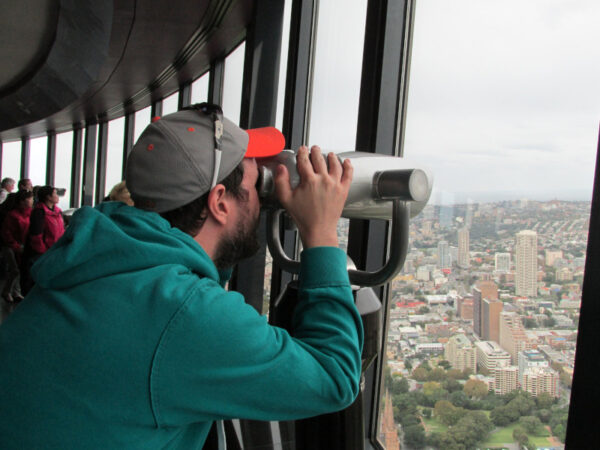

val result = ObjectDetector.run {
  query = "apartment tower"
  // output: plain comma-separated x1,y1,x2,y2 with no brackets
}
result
495,252,511,272
445,334,477,373
438,240,451,270
515,230,538,297
457,227,470,269
499,311,532,364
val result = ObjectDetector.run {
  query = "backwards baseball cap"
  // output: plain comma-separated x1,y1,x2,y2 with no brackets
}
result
126,103,285,213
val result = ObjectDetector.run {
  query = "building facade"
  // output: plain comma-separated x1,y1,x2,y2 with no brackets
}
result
438,240,451,270
482,298,503,342
545,249,563,267
515,230,538,297
473,288,482,338
495,252,511,272
445,334,477,373
518,349,549,385
457,227,470,269
499,312,533,364
522,367,560,398
457,295,474,320
493,365,519,395
475,340,512,373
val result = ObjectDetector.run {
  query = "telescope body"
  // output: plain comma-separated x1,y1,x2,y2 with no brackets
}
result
257,150,433,220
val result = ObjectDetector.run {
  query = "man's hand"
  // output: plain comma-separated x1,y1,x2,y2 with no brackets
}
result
274,145,353,248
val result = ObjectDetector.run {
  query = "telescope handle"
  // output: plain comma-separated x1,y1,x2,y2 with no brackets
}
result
266,200,410,287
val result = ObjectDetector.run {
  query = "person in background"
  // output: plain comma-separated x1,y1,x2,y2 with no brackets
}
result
21,186,65,294
0,178,15,204
107,180,134,206
0,179,34,216
17,178,33,192
0,190,34,303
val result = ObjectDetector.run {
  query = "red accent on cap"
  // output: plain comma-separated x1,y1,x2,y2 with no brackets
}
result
147,144,154,151
188,127,195,132
245,127,285,158
152,116,161,123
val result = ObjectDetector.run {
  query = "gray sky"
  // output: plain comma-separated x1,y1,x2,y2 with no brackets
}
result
405,0,600,202
309,0,600,203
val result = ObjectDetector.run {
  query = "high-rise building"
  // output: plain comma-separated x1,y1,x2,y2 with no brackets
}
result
499,312,533,364
482,298,503,342
515,230,538,297
473,281,500,340
475,341,512,373
421,221,433,237
465,203,474,228
445,334,477,373
522,367,560,398
518,350,549,385
416,266,430,281
495,252,511,272
473,288,482,337
457,227,470,269
438,240,451,269
494,365,519,395
545,249,563,267
477,280,499,301
457,295,474,320
556,267,574,282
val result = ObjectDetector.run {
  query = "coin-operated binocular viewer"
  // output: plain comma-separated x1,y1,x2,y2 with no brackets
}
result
258,150,433,450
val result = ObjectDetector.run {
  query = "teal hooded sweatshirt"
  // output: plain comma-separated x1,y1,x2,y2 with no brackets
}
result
0,202,363,449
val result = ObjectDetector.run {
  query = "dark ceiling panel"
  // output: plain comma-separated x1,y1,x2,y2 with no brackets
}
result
0,0,114,136
0,0,253,142
0,0,59,94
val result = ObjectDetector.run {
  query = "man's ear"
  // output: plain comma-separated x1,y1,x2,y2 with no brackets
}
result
205,184,231,226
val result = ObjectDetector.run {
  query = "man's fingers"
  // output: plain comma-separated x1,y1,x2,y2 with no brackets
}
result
310,146,327,174
327,152,342,180
295,146,313,181
274,164,292,206
340,158,353,188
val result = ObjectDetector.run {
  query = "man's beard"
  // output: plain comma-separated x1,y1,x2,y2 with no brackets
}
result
213,211,261,270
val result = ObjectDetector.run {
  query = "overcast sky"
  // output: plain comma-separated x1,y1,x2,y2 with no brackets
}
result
309,0,600,203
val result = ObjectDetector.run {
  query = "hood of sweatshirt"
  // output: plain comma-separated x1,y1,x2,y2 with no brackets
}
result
31,202,230,290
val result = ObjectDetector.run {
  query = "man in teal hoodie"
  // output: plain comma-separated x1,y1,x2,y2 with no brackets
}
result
0,103,363,449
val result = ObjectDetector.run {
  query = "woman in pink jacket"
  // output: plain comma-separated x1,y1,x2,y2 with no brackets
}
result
1,190,34,302
28,186,65,254
21,186,65,295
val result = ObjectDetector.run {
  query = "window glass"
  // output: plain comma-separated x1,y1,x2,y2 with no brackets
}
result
28,136,47,186
105,117,125,197
1,141,21,184
307,0,367,151
161,91,179,115
191,73,209,104
134,106,152,143
275,0,292,132
222,42,246,125
55,132,73,210
377,1,600,449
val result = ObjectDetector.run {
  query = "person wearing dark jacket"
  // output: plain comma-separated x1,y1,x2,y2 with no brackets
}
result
1,190,33,302
28,186,65,254
20,186,65,294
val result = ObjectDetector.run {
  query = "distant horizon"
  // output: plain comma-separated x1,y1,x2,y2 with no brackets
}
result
429,188,593,206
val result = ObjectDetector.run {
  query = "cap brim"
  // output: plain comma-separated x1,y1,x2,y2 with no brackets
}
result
245,127,285,158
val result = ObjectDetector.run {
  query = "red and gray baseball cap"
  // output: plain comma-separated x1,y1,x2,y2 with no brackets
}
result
126,105,285,213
